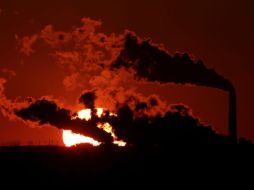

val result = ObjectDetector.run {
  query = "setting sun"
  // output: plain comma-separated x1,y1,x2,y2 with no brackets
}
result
77,109,92,120
63,108,126,147
63,130,101,147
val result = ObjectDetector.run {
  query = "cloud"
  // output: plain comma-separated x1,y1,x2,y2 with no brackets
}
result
110,95,231,145
15,98,113,143
14,90,233,145
0,78,21,120
62,73,83,91
14,17,238,143
79,90,97,109
112,33,234,92
17,17,125,91
0,78,6,97
0,78,37,121
16,34,38,56
110,32,237,141
0,78,12,118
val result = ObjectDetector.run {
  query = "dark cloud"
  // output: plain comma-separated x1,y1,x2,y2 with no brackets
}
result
79,90,96,109
112,33,234,92
15,98,113,143
15,94,234,145
15,99,71,127
107,95,231,145
15,18,240,144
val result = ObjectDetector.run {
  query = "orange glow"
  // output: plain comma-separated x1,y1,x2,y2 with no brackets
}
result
96,108,103,117
77,109,91,120
97,122,127,146
62,130,101,147
97,123,114,135
113,140,127,147
63,108,126,147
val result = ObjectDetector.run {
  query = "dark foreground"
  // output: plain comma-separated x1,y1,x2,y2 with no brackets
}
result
0,144,253,188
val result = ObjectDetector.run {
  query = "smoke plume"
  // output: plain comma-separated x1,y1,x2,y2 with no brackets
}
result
111,33,237,141
112,33,234,92
79,90,97,109
15,98,113,143
15,91,231,145
13,18,238,144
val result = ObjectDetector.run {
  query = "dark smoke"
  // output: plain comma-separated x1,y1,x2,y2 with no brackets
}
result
107,95,231,145
14,32,238,145
14,93,234,145
111,33,237,142
15,98,113,143
79,90,96,109
15,99,71,127
112,33,234,91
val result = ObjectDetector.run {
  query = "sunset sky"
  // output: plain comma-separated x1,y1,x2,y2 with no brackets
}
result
0,0,253,145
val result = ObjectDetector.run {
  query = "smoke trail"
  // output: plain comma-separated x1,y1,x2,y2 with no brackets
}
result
79,90,97,109
13,90,232,145
15,18,237,143
107,93,231,145
112,33,234,92
15,98,113,143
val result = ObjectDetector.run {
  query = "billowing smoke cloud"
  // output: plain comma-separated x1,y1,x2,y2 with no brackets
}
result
111,96,230,145
79,90,97,109
15,91,231,145
17,18,235,93
14,18,238,144
77,90,231,145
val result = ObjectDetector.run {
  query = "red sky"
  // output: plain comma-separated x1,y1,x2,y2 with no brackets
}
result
0,0,253,145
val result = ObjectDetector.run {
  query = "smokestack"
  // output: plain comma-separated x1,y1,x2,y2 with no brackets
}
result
228,86,237,143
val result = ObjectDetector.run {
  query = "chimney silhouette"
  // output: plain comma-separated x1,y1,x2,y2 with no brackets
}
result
228,86,237,143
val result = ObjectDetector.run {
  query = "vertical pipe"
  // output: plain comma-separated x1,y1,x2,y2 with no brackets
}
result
228,88,237,143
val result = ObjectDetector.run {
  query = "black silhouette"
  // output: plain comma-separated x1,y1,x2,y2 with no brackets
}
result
79,90,97,109
15,92,236,146
15,99,113,143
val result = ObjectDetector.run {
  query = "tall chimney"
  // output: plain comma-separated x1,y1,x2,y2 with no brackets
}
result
228,87,237,143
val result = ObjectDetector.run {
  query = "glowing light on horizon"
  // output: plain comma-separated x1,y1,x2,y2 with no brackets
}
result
62,130,101,147
96,108,103,117
62,108,126,147
77,109,91,120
